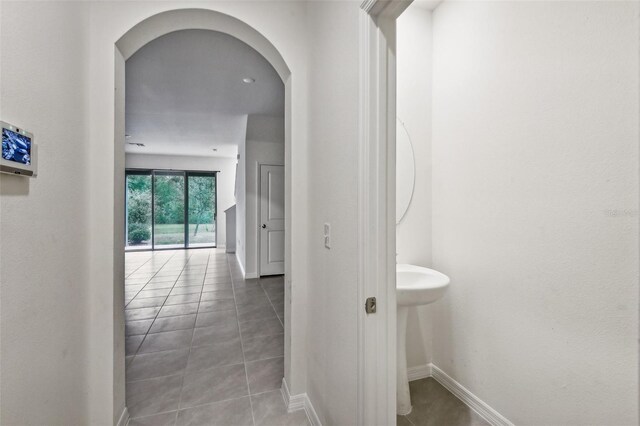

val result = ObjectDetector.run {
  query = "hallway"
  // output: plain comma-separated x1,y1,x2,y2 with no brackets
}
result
124,248,304,425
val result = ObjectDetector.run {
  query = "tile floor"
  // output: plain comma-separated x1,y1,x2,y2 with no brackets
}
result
124,248,308,426
396,378,490,426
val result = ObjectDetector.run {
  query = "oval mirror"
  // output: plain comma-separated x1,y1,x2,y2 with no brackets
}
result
396,117,415,224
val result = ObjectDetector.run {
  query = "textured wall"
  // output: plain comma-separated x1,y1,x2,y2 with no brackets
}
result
306,2,362,424
431,2,639,423
0,2,90,424
397,5,435,371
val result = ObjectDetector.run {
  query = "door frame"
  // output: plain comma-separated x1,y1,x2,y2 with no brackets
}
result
112,9,300,425
257,162,285,277
358,1,411,424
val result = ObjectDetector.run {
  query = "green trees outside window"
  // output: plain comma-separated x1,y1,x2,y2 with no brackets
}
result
188,175,216,246
125,170,216,250
126,174,152,247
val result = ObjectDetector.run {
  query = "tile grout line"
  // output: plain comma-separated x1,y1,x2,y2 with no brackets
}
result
124,254,153,279
129,387,285,423
125,253,193,370
260,277,284,329
125,354,286,384
125,252,179,356
227,253,257,426
124,252,178,309
128,250,284,423
173,249,211,425
129,250,192,358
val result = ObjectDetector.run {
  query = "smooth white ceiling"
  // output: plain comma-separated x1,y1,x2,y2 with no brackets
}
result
412,0,444,10
125,29,284,158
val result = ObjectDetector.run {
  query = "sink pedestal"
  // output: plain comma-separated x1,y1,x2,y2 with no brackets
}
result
395,264,450,416
397,306,412,415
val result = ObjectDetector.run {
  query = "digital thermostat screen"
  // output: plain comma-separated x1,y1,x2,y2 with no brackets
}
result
2,128,31,165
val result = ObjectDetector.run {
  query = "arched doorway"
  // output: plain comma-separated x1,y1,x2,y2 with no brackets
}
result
114,9,296,423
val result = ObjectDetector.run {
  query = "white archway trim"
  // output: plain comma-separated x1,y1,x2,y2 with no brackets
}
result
115,8,290,81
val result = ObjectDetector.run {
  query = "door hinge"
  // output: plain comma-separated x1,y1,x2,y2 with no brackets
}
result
365,297,377,314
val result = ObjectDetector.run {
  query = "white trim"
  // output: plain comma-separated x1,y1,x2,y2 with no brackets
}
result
357,2,417,425
116,406,129,426
406,364,514,426
281,379,322,426
358,8,395,426
407,363,432,382
236,252,246,277
257,162,285,278
236,254,258,279
304,396,322,426
281,378,305,411
357,1,412,424
116,9,290,80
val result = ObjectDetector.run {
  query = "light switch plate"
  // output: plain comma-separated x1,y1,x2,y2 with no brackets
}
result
324,223,331,249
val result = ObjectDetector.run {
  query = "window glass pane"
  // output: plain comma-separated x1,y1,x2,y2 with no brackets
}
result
188,174,216,248
154,173,185,249
126,174,152,250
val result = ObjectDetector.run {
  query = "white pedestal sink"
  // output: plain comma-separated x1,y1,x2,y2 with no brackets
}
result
396,264,450,415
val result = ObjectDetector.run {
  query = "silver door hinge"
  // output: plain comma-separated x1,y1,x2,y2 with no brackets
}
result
365,297,377,314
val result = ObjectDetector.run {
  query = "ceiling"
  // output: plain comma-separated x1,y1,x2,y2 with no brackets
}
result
125,29,284,158
411,0,444,10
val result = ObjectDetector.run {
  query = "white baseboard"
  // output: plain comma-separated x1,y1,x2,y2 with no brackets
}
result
234,253,258,279
281,378,322,426
116,406,129,426
420,363,514,426
281,378,305,411
236,253,246,276
304,395,321,426
407,364,432,382
281,365,511,426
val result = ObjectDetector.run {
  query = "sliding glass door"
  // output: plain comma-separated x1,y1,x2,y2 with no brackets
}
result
188,173,216,248
153,171,186,249
125,169,217,251
126,171,152,250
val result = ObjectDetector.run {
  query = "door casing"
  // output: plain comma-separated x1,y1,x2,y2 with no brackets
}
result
258,163,285,277
358,1,411,424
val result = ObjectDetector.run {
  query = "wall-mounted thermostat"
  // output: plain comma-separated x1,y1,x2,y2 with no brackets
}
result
1,121,38,177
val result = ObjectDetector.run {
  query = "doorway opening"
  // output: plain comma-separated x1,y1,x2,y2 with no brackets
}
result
118,17,292,423
258,164,284,276
125,169,218,251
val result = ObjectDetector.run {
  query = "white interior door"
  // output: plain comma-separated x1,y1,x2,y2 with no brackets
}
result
259,164,285,276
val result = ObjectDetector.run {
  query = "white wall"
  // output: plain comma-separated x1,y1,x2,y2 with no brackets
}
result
0,2,91,424
396,5,434,370
242,114,284,277
125,153,237,247
0,2,376,424
431,2,639,424
236,127,247,273
306,2,361,424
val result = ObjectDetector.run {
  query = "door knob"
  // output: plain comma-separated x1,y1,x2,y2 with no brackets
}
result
262,224,267,229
